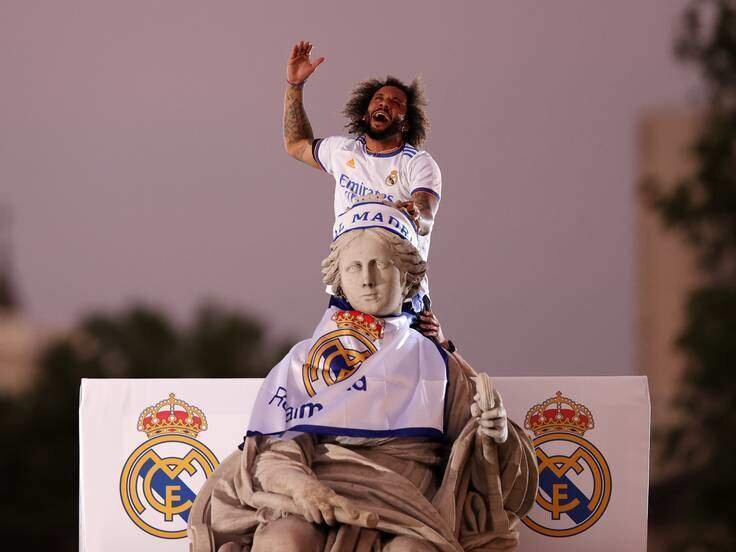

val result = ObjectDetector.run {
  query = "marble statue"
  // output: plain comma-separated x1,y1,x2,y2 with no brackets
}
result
188,201,538,552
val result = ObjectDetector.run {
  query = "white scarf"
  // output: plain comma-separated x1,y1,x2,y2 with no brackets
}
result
246,300,448,439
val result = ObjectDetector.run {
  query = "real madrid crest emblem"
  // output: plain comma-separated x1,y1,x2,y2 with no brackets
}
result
302,310,383,397
119,393,219,539
385,169,398,187
522,392,612,537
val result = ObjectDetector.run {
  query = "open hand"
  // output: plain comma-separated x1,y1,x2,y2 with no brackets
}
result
292,480,358,526
470,388,508,444
287,41,325,85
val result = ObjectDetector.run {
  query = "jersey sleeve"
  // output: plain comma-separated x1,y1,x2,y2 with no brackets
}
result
312,136,351,175
406,152,442,200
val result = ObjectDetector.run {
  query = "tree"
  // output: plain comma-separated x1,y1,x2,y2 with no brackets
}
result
0,272,17,310
0,302,290,551
0,204,19,310
644,1,736,549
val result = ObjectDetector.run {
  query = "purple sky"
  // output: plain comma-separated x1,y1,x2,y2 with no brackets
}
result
1,1,697,376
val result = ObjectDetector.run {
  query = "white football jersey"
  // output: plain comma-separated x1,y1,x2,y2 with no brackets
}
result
314,135,442,264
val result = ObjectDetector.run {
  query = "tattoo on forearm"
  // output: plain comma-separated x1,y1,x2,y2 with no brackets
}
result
284,87,314,144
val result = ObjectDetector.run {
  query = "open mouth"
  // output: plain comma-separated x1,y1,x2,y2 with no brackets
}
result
372,110,390,123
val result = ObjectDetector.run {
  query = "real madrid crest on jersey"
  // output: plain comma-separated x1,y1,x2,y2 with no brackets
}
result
522,392,612,537
385,169,398,186
119,393,219,539
302,310,384,397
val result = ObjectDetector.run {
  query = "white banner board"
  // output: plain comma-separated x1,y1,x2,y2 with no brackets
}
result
79,376,649,551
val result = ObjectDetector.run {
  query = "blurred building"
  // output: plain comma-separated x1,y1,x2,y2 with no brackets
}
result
0,205,56,394
0,312,50,393
636,110,701,551
636,109,701,470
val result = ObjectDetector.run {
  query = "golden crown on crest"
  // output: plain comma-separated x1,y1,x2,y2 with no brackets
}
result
332,310,385,340
524,391,594,436
137,393,207,438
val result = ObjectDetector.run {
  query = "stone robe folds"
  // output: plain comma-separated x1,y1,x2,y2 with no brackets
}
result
188,352,538,552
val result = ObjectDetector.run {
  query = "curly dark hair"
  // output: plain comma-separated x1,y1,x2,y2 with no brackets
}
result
342,76,430,148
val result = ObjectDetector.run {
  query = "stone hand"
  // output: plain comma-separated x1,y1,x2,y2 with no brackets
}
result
287,40,325,85
471,388,508,444
292,480,358,526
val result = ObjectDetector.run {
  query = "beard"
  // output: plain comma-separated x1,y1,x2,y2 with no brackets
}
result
361,115,405,141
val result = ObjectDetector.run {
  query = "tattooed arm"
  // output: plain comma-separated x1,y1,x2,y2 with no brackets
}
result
284,85,320,168
283,41,324,169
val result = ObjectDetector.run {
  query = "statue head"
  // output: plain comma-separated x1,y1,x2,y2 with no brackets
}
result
321,200,426,316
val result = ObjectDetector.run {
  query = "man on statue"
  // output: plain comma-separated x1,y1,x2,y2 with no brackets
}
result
282,40,443,335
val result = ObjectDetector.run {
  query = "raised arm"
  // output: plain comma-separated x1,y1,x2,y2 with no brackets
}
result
284,41,324,169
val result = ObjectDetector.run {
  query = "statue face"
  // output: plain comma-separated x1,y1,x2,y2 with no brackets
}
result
339,231,405,317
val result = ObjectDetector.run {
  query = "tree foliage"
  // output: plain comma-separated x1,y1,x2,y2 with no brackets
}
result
0,272,18,310
644,1,736,549
0,303,290,551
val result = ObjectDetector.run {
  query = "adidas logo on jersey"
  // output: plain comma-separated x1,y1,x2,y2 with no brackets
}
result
346,158,356,169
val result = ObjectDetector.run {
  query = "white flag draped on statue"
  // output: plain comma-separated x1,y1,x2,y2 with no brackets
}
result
79,376,649,552
245,303,447,439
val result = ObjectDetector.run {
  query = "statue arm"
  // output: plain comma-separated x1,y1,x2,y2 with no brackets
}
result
443,352,478,441
251,433,319,495
443,353,539,522
445,352,535,457
432,353,537,541
250,434,358,526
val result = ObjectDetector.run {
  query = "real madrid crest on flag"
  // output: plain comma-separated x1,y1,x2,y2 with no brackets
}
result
119,393,219,540
522,391,612,537
302,310,383,397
